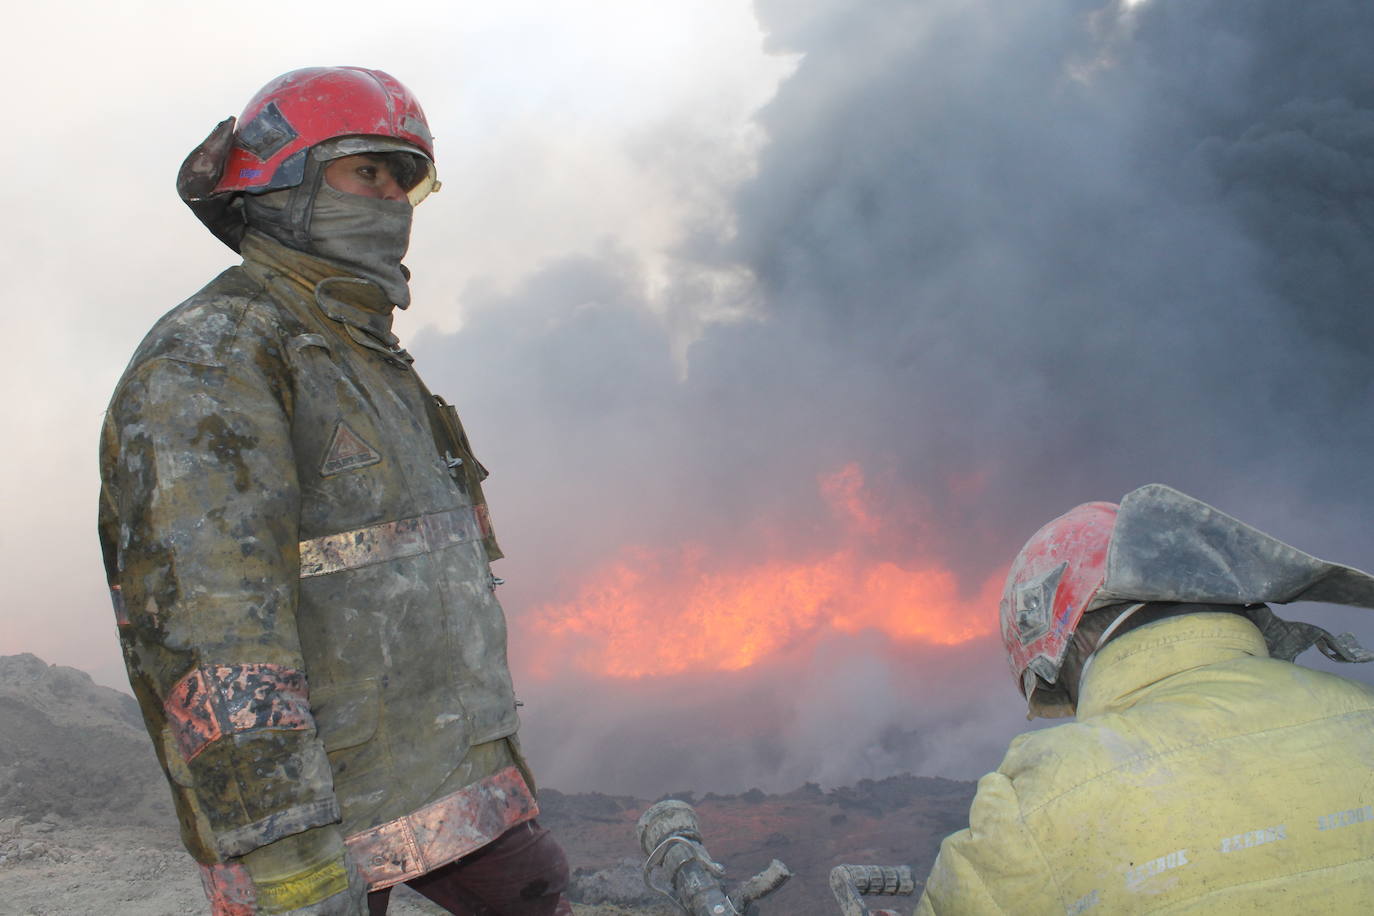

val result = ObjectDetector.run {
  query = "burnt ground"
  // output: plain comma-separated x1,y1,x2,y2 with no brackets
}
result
541,778,973,913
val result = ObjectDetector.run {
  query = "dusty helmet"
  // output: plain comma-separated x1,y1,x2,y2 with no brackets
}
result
1002,483,1374,718
214,66,437,204
178,66,440,251
999,500,1118,704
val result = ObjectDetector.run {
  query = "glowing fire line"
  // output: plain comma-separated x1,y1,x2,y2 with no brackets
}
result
526,463,1001,678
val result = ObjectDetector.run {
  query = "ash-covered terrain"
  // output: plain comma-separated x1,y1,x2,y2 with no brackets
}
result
0,654,972,915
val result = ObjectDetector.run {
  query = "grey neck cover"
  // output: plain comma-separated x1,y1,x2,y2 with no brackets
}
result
1093,484,1374,664
307,184,413,308
243,177,414,309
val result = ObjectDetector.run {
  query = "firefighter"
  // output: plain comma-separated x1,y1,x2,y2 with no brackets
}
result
917,484,1374,913
98,67,571,915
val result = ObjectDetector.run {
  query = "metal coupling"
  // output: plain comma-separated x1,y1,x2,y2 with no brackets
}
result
444,450,463,478
830,864,916,916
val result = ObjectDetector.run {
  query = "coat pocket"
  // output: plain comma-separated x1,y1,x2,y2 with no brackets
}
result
309,677,380,752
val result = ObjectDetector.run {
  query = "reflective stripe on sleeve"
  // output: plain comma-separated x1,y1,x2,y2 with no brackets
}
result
298,507,482,578
165,664,313,762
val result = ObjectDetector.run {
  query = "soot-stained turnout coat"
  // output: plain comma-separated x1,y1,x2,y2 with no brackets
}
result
916,613,1374,914
98,232,537,900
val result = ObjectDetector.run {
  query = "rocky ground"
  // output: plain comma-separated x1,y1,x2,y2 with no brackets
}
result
0,654,973,915
0,817,671,915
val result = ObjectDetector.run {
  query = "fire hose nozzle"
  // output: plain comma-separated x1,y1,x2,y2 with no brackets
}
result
638,800,704,853
638,800,790,916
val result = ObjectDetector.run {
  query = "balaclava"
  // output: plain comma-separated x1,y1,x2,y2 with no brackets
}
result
243,141,420,308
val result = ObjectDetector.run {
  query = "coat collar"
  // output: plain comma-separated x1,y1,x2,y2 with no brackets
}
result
241,230,413,367
1077,613,1269,719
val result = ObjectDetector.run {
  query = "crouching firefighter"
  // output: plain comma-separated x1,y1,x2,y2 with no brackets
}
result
98,67,572,915
917,484,1374,914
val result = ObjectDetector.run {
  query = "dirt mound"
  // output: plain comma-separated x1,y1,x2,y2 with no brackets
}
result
0,654,143,731
0,654,173,829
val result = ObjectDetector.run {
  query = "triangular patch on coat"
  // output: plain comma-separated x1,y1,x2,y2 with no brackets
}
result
320,420,383,476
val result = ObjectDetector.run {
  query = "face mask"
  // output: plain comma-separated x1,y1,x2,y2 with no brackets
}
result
307,182,414,308
243,178,415,308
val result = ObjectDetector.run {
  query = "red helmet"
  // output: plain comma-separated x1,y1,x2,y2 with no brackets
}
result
214,66,437,204
1000,501,1118,706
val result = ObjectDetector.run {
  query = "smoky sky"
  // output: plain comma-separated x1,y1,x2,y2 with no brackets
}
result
410,0,1374,795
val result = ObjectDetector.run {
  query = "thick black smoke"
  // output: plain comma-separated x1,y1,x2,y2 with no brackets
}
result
413,0,1374,794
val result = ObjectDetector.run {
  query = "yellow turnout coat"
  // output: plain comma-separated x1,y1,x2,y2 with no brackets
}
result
918,612,1374,913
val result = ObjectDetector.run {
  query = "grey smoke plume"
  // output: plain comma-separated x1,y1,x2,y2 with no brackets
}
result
413,0,1374,795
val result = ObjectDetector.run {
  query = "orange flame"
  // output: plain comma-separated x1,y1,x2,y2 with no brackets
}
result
526,464,1001,679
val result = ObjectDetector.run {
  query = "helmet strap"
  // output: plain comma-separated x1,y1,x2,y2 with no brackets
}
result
1075,603,1145,697
282,155,326,246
